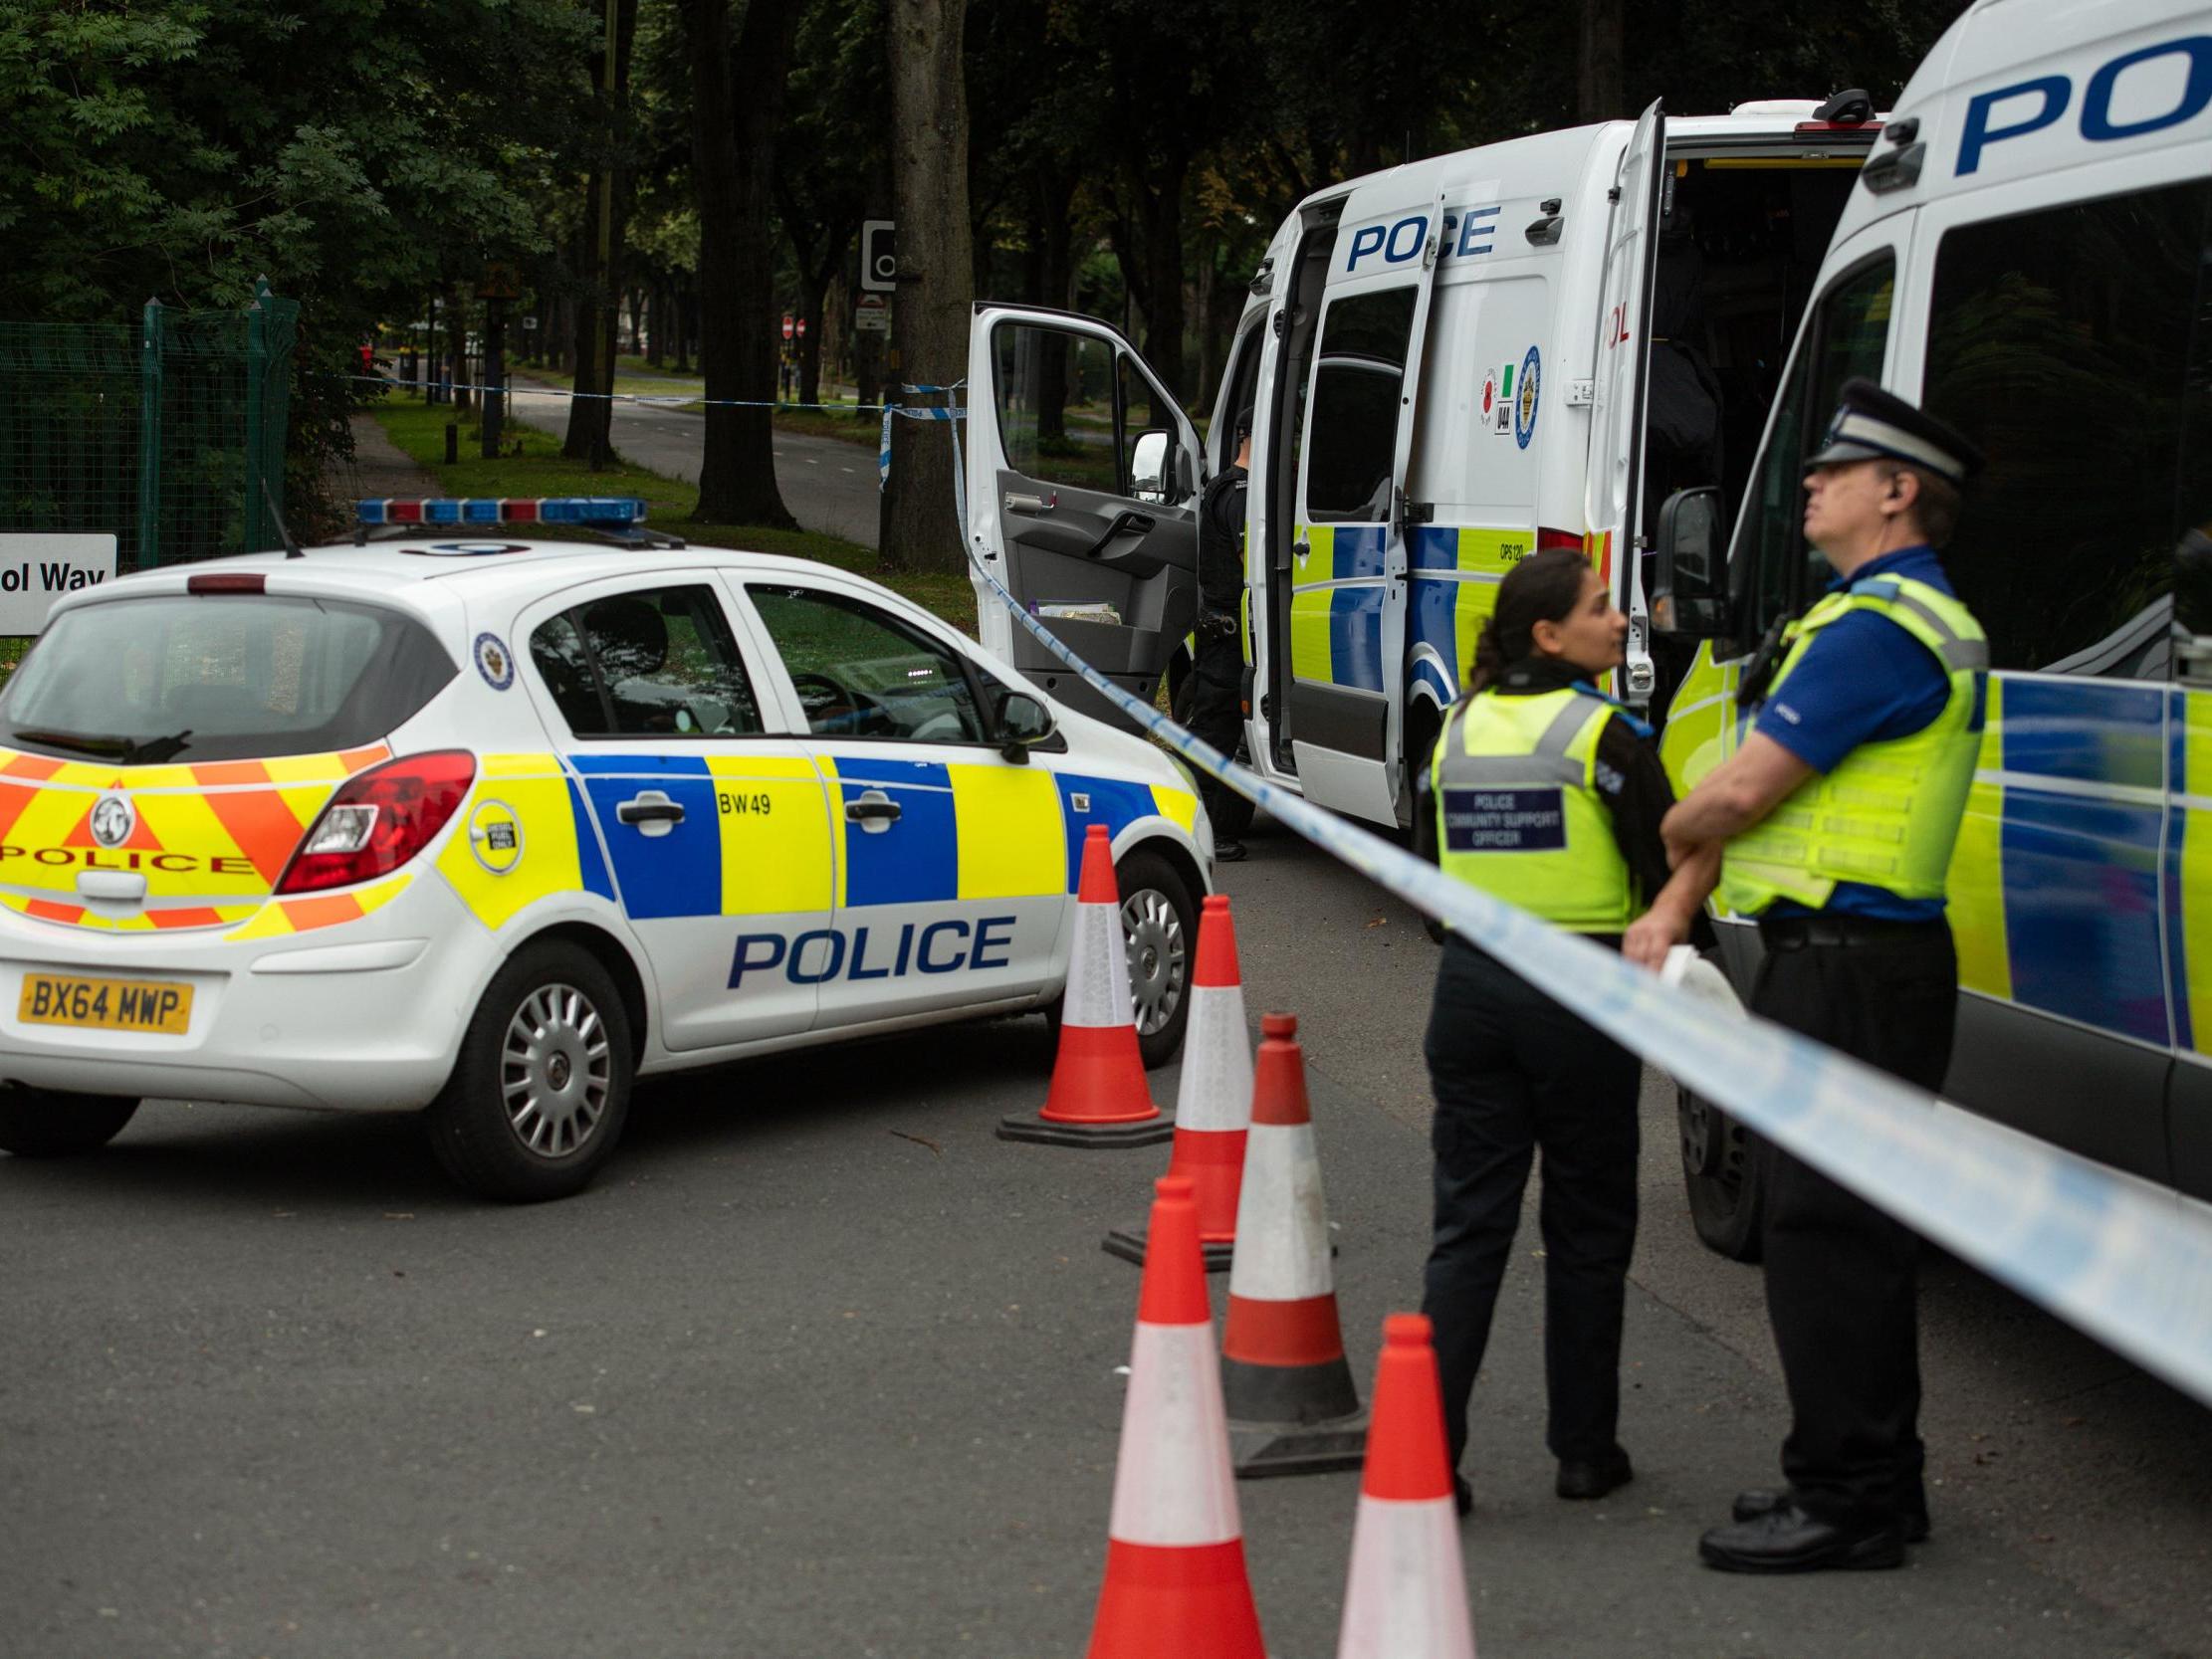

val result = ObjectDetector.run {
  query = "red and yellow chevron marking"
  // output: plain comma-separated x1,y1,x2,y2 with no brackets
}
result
223,873,411,940
0,743,392,928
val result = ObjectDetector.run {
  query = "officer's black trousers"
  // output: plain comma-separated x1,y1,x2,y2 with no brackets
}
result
1420,936,1643,1472
1752,919,1957,1526
1185,632,1244,832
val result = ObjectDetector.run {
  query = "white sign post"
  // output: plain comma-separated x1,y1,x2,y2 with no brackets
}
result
0,534,118,635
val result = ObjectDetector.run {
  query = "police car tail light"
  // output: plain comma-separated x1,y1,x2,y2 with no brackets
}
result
275,751,476,895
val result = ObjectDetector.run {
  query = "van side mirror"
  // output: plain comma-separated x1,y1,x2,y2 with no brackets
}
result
996,690,1057,761
1129,429,1173,504
2176,528,2212,687
1651,487,1731,639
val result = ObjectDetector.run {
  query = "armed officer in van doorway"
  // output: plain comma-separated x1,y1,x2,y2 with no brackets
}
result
1187,406,1254,861
1661,378,1987,1573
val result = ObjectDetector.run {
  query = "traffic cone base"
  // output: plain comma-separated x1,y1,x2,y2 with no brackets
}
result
1229,1413,1370,1480
1000,826,1170,1148
1102,1221,1234,1273
998,1110,1174,1148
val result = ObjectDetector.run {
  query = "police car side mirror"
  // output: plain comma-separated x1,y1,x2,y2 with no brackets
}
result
1652,486,1731,640
1129,429,1173,505
2175,528,2212,688
996,691,1057,761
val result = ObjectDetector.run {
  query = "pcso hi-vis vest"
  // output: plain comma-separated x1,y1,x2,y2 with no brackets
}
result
1432,685,1639,933
1719,573,1987,918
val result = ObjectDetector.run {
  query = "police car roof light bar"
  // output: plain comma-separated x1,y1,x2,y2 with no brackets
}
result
350,498,684,550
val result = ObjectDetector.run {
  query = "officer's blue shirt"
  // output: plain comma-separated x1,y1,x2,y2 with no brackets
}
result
1752,544,1958,922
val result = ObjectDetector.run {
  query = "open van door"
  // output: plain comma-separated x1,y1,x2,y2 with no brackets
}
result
1585,99,1666,706
964,306,1202,732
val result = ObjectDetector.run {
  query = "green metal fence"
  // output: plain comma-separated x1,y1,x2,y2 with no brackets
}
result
0,280,298,570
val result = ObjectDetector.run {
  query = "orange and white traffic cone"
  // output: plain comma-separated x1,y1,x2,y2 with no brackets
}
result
1084,1175,1268,1659
1220,1011,1367,1478
998,823,1172,1148
1336,1314,1477,1659
1104,893,1250,1270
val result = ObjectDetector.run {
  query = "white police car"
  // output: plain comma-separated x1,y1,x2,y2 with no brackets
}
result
0,500,1212,1199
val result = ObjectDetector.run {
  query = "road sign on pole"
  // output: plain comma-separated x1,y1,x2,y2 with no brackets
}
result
860,220,897,294
854,293,890,334
796,317,807,339
780,312,794,341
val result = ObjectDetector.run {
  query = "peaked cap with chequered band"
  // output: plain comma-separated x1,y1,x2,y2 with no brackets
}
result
1804,377,1985,485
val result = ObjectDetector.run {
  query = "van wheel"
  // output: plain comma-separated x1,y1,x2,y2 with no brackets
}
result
1679,1084,1764,1261
1117,847,1198,1070
0,1088,139,1157
427,939,634,1202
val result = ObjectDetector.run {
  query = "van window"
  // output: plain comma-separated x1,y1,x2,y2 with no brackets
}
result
1304,287,1417,522
1924,180,2212,676
1733,255,1894,638
991,322,1119,496
0,594,455,763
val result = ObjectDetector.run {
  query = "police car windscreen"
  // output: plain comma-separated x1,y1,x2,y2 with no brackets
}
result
0,595,458,765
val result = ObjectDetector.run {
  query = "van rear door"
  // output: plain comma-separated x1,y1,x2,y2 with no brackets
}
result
1585,100,1666,705
963,308,1201,732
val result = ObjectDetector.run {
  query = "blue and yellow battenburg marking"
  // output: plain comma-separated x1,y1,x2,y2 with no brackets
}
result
1291,523,1550,703
492,750,1194,922
2168,689,2211,1059
1289,524,1389,691
1408,525,1537,705
1664,663,2203,1058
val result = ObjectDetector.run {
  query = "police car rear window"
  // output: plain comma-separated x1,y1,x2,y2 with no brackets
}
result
0,594,457,764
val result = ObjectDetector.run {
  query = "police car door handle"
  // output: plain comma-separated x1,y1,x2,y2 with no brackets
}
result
845,790,902,832
616,790,686,836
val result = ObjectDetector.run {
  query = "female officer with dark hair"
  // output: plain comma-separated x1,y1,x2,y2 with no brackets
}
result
1413,545,1718,1517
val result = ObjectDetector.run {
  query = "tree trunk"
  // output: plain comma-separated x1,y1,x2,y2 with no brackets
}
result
564,0,639,465
686,0,800,527
879,0,974,574
674,284,694,375
444,286,469,414
1578,0,1625,121
1140,153,1188,403
1033,161,1074,444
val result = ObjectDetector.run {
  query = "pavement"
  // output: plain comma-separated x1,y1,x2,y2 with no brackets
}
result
2,818,2207,1657
503,378,883,550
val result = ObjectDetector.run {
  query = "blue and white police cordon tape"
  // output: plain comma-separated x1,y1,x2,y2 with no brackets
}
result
962,548,2212,1407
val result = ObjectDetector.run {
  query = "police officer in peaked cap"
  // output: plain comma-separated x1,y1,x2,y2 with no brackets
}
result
1661,378,1989,1572
1186,406,1255,860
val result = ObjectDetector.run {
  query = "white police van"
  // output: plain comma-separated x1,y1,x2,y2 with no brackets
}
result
1649,0,2212,1251
0,502,1210,1200
967,91,1890,826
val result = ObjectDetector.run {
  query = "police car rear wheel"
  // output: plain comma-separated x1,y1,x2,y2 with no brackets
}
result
427,940,634,1202
1116,849,1197,1070
0,1087,139,1157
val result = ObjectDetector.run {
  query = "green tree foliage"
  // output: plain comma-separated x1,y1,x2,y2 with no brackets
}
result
0,0,596,520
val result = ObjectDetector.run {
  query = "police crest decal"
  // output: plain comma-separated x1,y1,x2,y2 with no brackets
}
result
474,632,515,692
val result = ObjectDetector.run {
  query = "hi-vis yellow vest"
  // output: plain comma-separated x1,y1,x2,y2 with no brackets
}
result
1431,686,1638,933
1720,573,1987,917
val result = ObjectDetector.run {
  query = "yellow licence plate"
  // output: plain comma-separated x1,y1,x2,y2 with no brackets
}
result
18,973,193,1035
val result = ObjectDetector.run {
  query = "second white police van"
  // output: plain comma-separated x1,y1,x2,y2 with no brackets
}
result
965,0,2212,1245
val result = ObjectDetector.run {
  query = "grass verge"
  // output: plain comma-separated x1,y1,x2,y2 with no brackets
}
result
369,395,980,633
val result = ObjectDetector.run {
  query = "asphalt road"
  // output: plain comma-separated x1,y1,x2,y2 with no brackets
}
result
504,381,883,549
3,818,2208,1658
